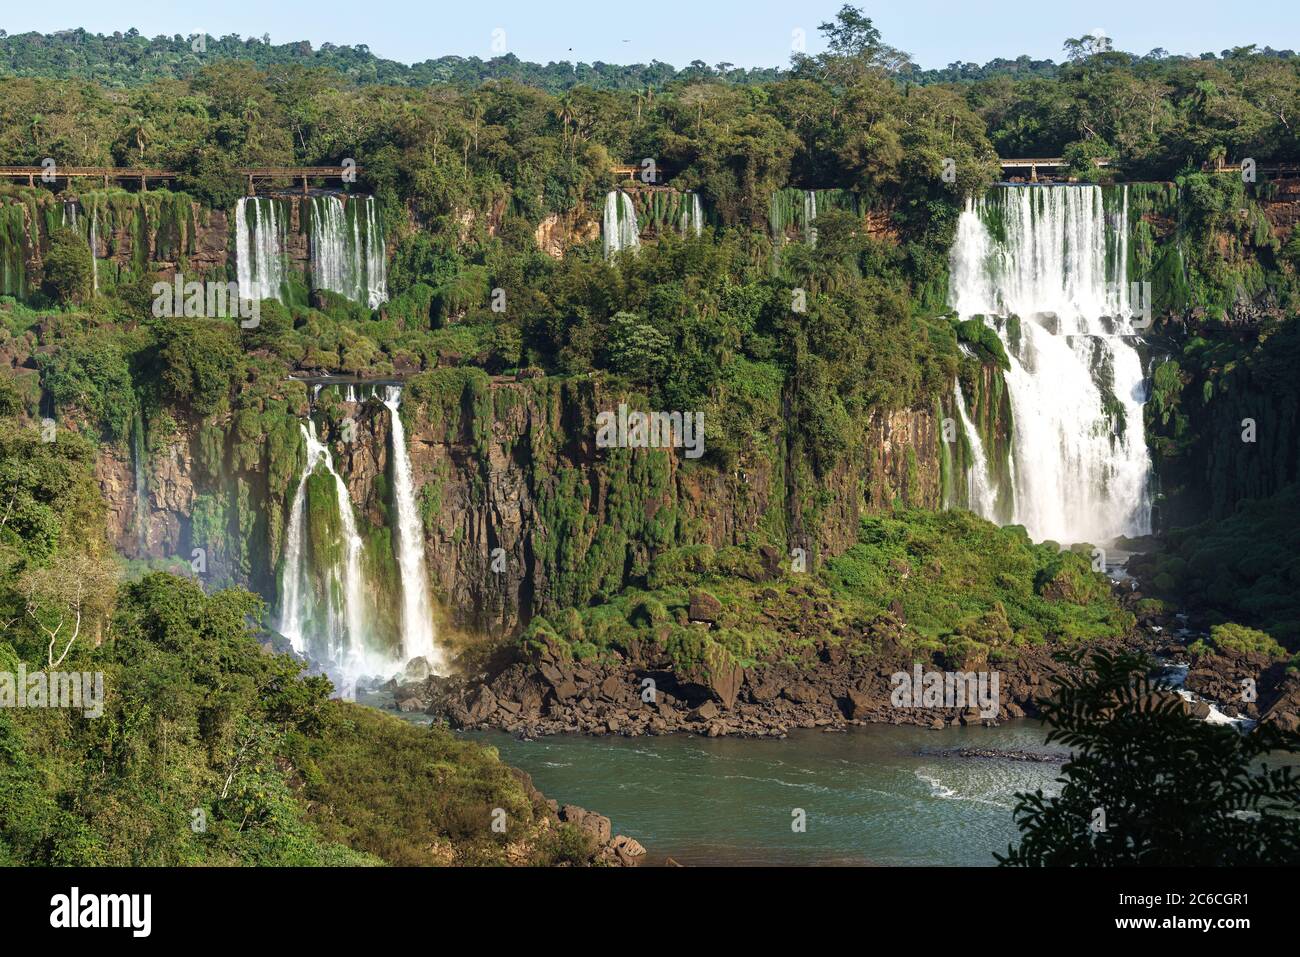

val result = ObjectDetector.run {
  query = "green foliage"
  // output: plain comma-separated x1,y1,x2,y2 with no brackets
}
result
40,227,93,304
999,651,1300,865
1192,623,1288,659
1130,484,1300,648
36,331,137,442
823,509,1131,647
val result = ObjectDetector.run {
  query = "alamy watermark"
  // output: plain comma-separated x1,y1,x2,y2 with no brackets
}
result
890,665,1000,719
596,403,704,459
1,664,104,718
152,273,260,328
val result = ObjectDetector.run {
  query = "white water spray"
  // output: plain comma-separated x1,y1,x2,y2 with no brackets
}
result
948,185,1151,544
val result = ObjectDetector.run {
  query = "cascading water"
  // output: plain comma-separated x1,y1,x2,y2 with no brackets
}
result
277,419,377,695
309,195,388,308
89,199,98,293
382,386,440,669
952,380,996,518
804,190,818,247
682,193,704,237
603,190,641,257
235,197,286,302
948,184,1152,545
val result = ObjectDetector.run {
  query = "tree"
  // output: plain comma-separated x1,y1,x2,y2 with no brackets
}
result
999,650,1300,865
40,228,93,305
19,551,119,667
606,312,671,383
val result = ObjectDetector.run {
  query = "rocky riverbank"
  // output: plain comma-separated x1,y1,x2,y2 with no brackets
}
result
508,766,647,866
372,602,1300,741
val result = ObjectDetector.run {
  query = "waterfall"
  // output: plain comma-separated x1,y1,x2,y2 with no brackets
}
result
309,195,388,308
235,197,286,303
603,191,640,257
132,409,148,551
804,190,818,247
383,386,440,670
681,192,704,237
363,198,388,307
948,184,1152,545
952,379,996,518
62,201,77,228
89,199,98,293
277,419,377,694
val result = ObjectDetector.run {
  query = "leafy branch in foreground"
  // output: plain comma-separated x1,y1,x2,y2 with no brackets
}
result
998,650,1300,865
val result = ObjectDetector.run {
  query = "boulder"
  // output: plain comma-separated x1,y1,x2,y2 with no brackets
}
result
688,590,723,624
689,701,720,722
467,686,498,723
403,656,432,682
559,805,612,844
609,834,646,866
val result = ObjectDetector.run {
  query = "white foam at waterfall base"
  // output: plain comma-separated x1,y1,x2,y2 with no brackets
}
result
948,185,1152,545
383,386,442,672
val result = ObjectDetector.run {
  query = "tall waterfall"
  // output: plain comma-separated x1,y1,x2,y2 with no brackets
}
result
278,419,375,694
235,197,286,302
383,386,440,669
948,184,1151,545
603,190,641,257
88,199,98,293
278,388,443,693
309,195,388,308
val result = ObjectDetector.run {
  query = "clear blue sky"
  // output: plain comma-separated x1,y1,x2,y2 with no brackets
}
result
4,0,1297,70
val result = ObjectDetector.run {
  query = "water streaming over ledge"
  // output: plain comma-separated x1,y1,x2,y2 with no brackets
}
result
603,190,641,257
235,195,388,307
383,386,441,670
948,184,1152,545
278,385,440,694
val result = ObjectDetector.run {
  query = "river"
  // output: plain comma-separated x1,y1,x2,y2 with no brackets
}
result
464,721,1065,866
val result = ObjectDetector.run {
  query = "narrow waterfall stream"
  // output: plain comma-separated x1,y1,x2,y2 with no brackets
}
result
383,386,440,670
948,184,1152,545
952,379,996,519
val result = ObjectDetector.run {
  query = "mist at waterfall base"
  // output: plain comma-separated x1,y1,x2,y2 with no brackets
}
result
948,184,1152,546
236,194,388,308
277,385,442,698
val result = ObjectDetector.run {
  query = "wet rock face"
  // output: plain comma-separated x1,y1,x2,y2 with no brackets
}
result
400,379,942,639
1184,647,1300,729
94,371,943,642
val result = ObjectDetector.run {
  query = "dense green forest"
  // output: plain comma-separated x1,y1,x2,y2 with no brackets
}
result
2,7,1300,867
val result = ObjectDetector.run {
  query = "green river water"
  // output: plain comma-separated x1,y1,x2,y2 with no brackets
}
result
463,721,1065,866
